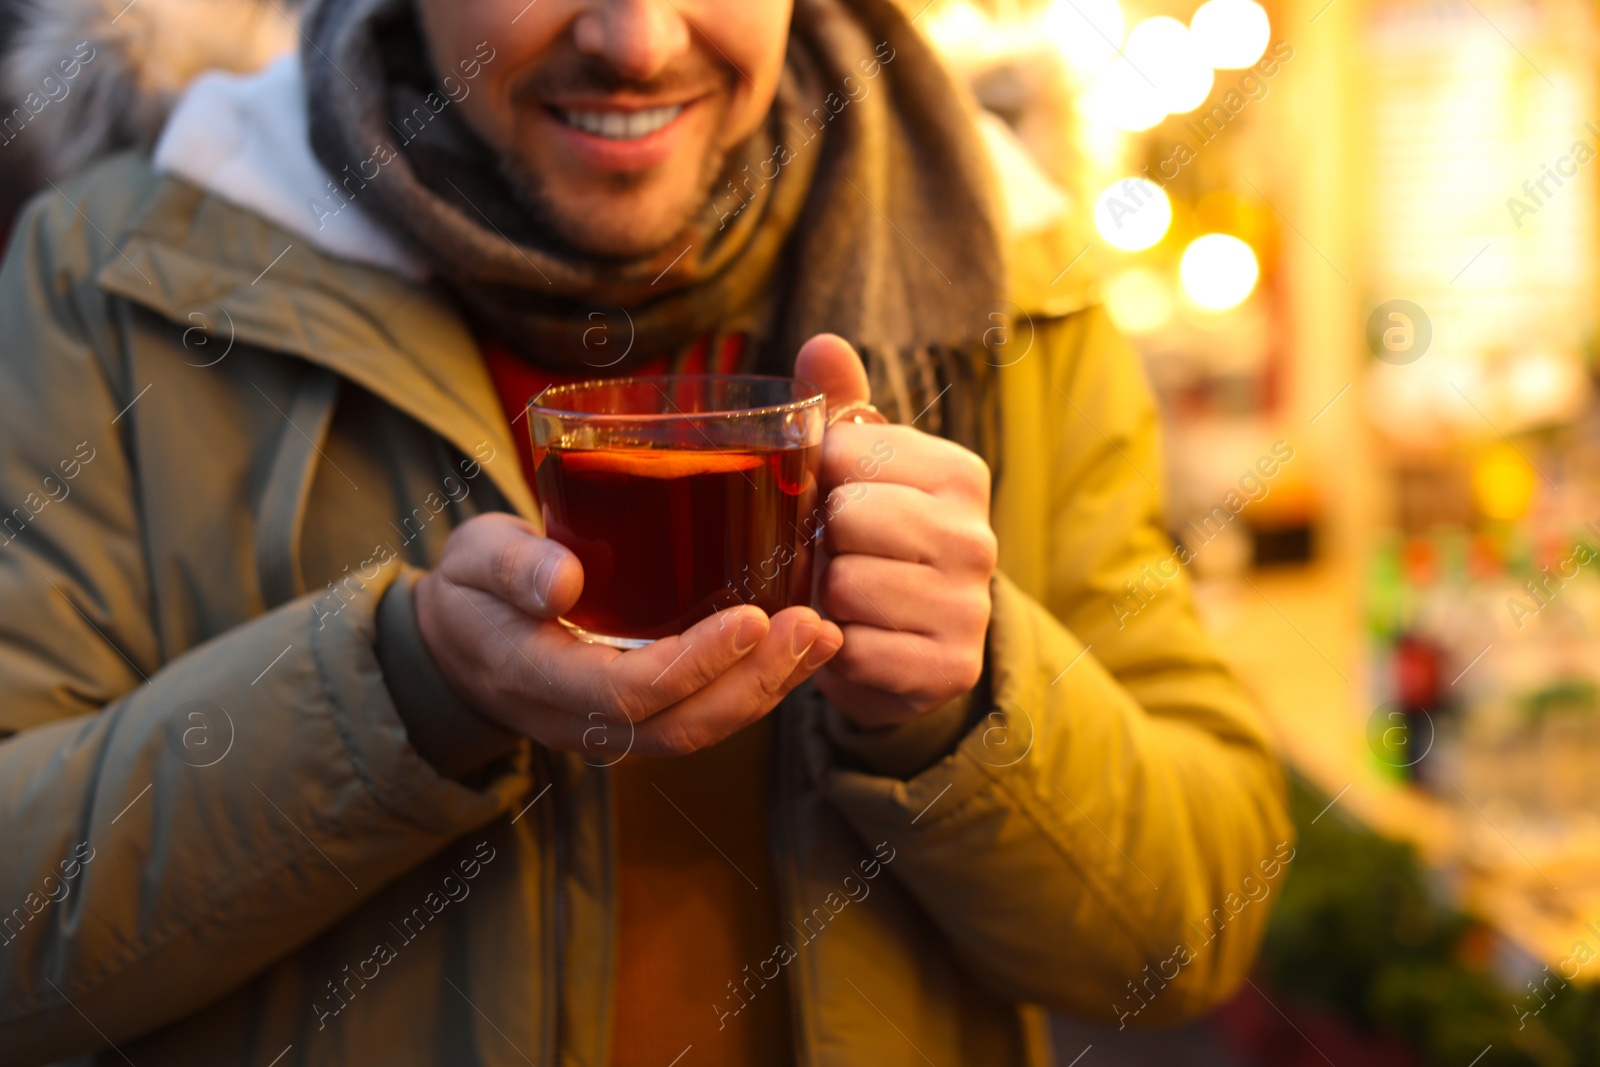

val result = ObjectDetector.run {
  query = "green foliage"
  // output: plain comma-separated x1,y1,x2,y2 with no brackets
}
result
1256,774,1600,1066
1522,679,1599,725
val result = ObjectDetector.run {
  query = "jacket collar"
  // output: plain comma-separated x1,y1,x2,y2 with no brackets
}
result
97,175,538,521
975,111,1101,321
1006,221,1101,321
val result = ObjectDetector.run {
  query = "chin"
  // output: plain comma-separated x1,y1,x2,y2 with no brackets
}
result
542,184,705,260
553,209,688,260
501,144,725,262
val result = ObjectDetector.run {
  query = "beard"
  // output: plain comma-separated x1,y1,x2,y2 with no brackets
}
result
495,49,736,262
495,139,730,262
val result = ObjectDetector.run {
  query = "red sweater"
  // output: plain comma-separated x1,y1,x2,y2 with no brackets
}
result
481,335,792,1066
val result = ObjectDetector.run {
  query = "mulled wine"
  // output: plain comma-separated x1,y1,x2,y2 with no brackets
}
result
526,375,827,647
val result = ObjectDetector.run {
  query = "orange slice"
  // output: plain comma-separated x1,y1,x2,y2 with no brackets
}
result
557,448,763,479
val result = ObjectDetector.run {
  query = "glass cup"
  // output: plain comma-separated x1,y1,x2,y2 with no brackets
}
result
526,375,826,648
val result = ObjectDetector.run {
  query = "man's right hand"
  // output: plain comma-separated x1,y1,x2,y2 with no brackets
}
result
413,513,843,758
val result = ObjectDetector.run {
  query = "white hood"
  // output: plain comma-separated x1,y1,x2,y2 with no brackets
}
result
152,53,424,278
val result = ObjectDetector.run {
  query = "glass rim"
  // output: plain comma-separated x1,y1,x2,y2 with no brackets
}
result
525,373,826,423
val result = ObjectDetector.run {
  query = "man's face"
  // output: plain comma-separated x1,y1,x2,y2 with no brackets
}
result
416,0,793,259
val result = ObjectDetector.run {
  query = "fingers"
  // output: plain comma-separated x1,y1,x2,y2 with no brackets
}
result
633,607,843,756
822,482,998,571
810,669,918,730
819,552,990,635
420,575,557,700
824,623,983,711
794,333,871,410
437,513,583,619
579,605,772,722
821,423,989,506
426,514,857,757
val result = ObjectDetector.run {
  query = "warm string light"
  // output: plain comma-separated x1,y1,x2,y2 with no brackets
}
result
1190,0,1272,70
1075,0,1271,130
922,0,1276,321
1180,234,1260,310
921,0,1272,128
1093,179,1172,251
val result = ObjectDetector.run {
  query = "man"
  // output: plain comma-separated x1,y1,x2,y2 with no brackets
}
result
0,0,40,248
0,0,1292,1064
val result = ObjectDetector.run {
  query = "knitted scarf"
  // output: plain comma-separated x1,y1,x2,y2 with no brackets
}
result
301,0,1005,464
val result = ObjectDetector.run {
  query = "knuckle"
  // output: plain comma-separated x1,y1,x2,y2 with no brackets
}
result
975,526,999,570
490,536,532,598
664,643,729,698
480,647,513,695
937,444,989,501
638,718,693,757
439,522,467,558
821,559,864,616
818,491,861,546
827,483,863,514
654,723,701,757
822,434,856,480
827,636,872,681
952,648,985,693
947,524,998,572
600,674,649,724
484,647,530,706
819,509,854,553
438,522,480,575
959,450,992,499
454,511,507,549
753,670,793,710
943,596,985,638
678,652,724,695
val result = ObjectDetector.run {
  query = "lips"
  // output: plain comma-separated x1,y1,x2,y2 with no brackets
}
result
558,105,685,141
541,97,705,172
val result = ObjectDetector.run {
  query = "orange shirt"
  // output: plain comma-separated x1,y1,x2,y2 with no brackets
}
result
482,337,793,1066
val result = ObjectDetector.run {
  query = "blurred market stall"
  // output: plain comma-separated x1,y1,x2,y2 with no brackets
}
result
916,0,1600,1060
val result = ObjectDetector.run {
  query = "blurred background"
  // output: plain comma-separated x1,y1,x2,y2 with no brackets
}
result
912,0,1600,1062
5,0,1600,1062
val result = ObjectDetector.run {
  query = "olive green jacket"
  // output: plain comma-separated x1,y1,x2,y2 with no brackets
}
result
0,153,1290,1067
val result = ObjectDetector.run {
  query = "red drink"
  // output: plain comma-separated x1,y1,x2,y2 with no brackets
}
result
535,444,821,642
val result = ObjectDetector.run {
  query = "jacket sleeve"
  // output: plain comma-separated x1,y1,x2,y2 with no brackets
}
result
812,304,1293,1025
0,186,529,1063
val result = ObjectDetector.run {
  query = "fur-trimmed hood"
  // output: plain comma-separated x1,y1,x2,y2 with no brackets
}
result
3,0,301,177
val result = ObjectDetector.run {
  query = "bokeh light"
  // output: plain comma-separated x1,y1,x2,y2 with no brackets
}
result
1190,0,1272,69
1041,0,1127,77
1124,17,1215,115
1505,349,1588,426
1080,60,1167,130
919,1,996,61
1471,443,1537,523
1103,267,1176,334
1179,233,1260,309
1094,179,1173,250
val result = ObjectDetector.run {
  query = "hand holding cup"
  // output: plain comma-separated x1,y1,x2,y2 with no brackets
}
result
414,514,843,757
795,334,998,730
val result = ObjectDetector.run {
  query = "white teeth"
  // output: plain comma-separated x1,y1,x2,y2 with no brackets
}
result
561,105,683,140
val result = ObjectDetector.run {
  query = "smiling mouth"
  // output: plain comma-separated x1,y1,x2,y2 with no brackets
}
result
555,105,685,140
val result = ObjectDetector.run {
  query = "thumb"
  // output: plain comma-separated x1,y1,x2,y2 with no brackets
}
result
439,513,584,619
795,333,871,414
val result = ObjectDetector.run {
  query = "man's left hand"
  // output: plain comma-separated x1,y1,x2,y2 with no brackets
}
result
794,334,998,730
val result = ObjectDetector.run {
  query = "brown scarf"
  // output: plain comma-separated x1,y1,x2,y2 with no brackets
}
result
302,0,1006,466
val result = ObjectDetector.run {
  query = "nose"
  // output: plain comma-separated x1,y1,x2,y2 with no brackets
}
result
573,0,693,82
